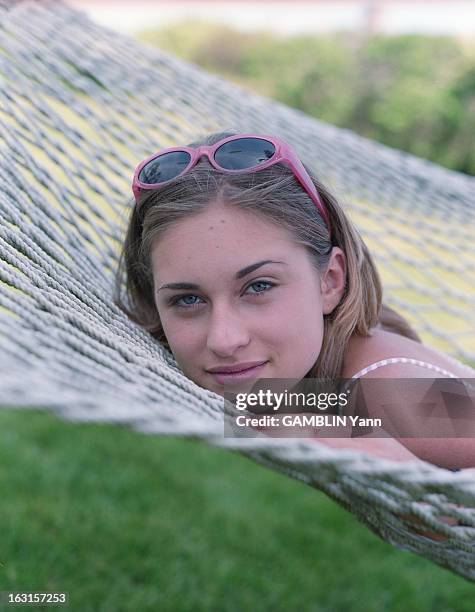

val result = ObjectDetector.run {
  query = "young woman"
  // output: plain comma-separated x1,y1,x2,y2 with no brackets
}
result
115,131,475,474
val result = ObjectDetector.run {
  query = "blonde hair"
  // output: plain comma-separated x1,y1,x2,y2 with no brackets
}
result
115,130,421,380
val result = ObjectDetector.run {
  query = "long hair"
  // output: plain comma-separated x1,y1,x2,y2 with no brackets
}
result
114,130,421,380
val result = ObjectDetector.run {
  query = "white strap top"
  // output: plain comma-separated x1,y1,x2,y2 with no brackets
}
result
341,356,475,394
351,357,460,380
340,356,475,472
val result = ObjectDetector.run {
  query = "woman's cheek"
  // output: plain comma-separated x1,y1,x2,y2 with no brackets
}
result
160,314,196,354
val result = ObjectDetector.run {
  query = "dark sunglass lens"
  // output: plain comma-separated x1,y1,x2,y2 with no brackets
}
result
214,138,276,170
138,151,192,185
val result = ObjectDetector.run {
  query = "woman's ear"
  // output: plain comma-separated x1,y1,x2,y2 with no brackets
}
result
321,247,347,315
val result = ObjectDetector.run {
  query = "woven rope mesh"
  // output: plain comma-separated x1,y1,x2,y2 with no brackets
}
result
1,0,475,580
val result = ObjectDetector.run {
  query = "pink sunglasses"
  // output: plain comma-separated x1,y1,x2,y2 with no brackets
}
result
132,133,332,236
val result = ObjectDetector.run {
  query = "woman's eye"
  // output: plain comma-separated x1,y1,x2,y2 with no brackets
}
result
169,280,276,309
247,280,275,295
170,294,203,308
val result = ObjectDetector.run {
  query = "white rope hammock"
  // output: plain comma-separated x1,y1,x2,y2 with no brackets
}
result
1,0,475,581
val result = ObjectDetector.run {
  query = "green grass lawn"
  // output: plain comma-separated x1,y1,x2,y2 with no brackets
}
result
0,408,474,612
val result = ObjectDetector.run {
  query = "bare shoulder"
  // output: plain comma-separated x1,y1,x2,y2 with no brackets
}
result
341,329,475,470
342,328,475,379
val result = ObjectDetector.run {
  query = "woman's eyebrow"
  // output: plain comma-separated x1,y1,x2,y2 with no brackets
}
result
157,260,287,292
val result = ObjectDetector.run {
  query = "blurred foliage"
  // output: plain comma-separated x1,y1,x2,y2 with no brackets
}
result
137,22,475,176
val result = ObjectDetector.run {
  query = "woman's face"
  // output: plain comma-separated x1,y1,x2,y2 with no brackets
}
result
151,201,346,396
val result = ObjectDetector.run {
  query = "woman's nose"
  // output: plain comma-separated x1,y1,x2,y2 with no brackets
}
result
206,308,251,357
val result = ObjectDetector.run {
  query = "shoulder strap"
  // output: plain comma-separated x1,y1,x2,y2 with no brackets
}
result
339,357,459,395
351,357,459,380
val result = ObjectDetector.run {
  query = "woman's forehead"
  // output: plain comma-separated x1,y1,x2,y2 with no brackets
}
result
151,206,297,259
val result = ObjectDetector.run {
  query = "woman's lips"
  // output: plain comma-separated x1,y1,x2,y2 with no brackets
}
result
208,361,268,385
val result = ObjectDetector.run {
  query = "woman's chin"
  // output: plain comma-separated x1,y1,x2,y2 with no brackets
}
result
211,380,259,398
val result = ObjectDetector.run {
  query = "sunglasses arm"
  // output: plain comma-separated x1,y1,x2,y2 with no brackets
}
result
280,153,332,236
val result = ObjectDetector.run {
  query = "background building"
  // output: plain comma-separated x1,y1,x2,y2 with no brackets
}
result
70,0,475,37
